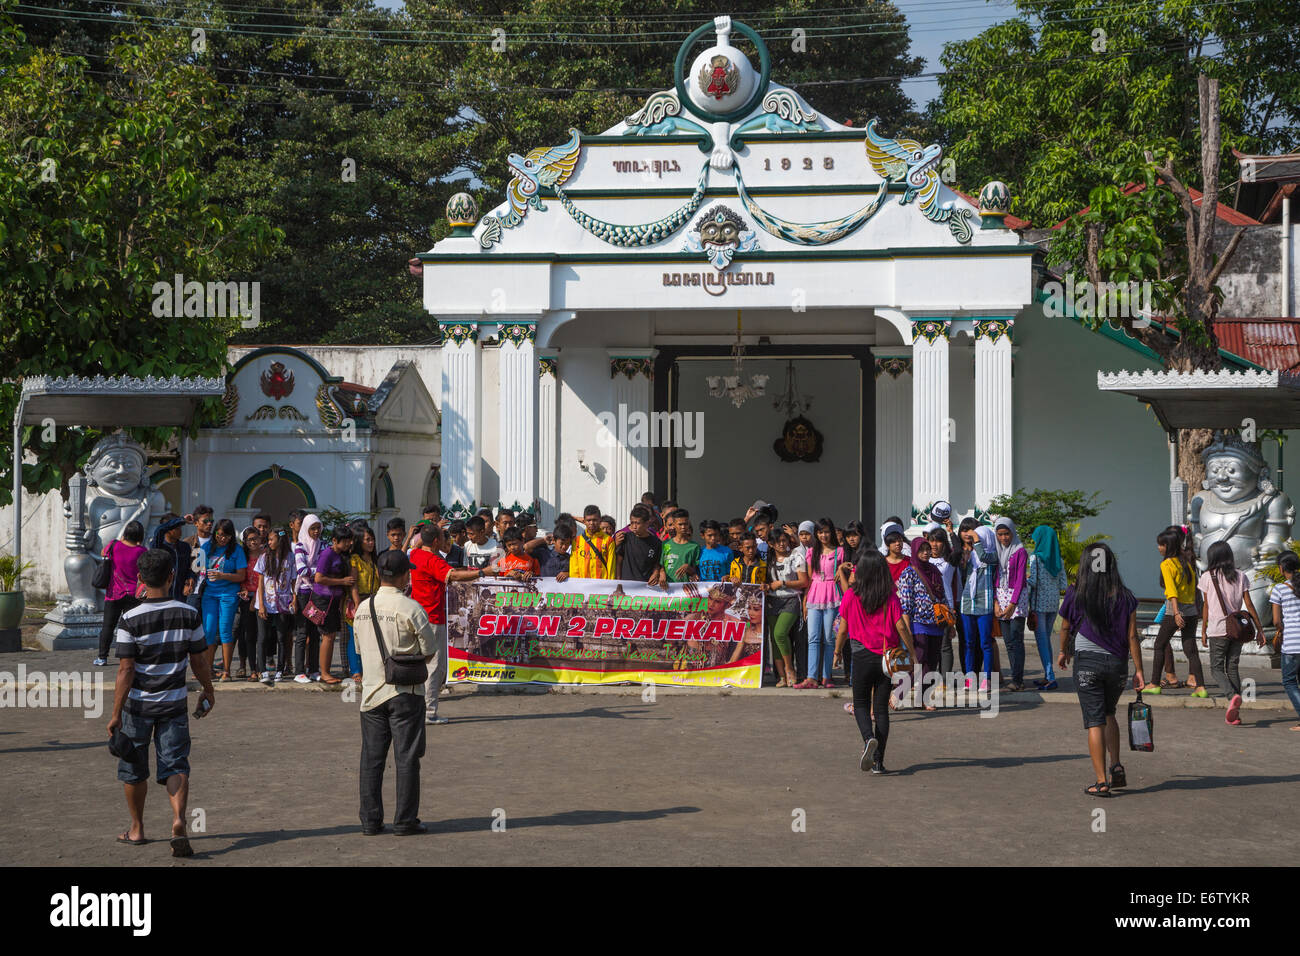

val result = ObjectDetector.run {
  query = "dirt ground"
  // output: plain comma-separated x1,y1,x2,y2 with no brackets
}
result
1,679,1296,867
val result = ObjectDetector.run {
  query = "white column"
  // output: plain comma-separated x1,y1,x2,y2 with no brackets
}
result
607,351,655,525
873,354,912,526
911,320,950,519
338,454,370,515
439,322,481,519
497,322,537,512
537,352,559,528
974,319,1013,510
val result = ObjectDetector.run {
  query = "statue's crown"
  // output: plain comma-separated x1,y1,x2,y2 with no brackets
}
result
1202,430,1266,471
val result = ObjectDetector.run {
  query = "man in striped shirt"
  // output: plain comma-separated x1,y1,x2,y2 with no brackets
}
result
108,548,214,857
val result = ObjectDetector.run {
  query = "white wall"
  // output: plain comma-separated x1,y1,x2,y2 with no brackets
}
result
230,344,442,398
0,480,70,602
673,357,862,524
1012,306,1167,585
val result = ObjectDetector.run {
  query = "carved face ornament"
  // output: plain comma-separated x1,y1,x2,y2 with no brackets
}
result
1205,454,1259,504
90,448,145,498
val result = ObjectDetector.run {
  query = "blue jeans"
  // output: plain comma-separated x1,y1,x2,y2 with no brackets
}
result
1001,615,1026,684
1033,611,1057,683
201,591,239,646
344,624,363,676
962,613,994,677
806,607,837,681
1282,653,1300,721
117,709,192,784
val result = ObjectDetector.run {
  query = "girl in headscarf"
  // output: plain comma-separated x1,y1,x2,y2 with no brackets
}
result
292,514,323,681
993,516,1030,692
896,536,947,710
959,523,998,692
1027,525,1068,690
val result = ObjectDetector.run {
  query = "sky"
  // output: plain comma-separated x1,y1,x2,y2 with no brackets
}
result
374,1,1021,110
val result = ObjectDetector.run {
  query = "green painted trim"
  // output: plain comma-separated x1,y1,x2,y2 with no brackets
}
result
733,130,868,144
234,467,318,509
230,346,343,386
376,471,395,510
1032,288,1258,370
539,183,908,200
419,246,1036,264
583,134,710,146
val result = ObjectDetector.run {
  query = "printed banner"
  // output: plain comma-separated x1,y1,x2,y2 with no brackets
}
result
446,578,764,688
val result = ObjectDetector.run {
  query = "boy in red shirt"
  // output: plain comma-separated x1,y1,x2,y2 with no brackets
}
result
497,528,540,580
408,524,484,724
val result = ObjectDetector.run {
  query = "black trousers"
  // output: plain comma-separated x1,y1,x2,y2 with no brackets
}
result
851,646,892,761
1152,614,1205,685
99,595,139,659
359,693,426,830
793,616,808,681
257,611,293,673
235,601,258,665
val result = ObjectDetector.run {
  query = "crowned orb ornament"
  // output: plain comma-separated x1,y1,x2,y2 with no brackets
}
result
978,180,1011,229
1188,431,1295,627
686,17,756,116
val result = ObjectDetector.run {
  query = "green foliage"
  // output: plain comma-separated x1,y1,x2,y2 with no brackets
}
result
1259,540,1300,584
317,507,381,532
1056,522,1110,587
987,488,1109,535
0,553,36,591
0,8,281,506
927,0,1296,227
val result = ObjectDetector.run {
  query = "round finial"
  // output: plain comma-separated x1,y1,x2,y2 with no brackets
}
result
978,181,1010,217
446,192,478,231
685,18,757,118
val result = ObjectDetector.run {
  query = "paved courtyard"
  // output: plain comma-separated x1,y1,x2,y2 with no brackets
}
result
1,648,1296,866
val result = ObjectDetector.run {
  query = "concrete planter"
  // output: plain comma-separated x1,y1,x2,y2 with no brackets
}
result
0,590,24,630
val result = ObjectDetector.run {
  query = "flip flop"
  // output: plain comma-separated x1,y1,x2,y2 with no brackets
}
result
117,834,148,846
1085,782,1112,797
170,836,193,857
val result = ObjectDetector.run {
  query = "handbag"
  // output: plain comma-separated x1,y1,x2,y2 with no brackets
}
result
92,542,115,590
918,567,955,627
1128,688,1155,751
1210,571,1255,643
369,593,428,685
304,592,331,627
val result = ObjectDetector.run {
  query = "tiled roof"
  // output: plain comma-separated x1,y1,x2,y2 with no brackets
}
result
1052,183,1260,228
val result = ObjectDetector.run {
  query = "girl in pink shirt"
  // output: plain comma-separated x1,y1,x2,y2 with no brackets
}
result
833,550,914,774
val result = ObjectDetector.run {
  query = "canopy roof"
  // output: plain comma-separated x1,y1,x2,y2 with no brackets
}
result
1096,368,1300,431
16,374,225,428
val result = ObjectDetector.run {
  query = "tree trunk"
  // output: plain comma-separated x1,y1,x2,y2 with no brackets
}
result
1177,427,1215,503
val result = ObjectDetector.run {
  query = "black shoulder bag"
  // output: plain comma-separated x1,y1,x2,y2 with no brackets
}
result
368,593,429,685
92,541,115,590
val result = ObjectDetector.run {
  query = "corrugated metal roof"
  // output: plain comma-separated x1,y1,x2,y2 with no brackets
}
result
1215,319,1300,371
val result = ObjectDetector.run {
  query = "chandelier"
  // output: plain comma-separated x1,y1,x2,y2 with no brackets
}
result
772,360,812,418
706,310,768,408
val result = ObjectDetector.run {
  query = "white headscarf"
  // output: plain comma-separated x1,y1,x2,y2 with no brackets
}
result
298,513,322,567
992,516,1024,575
878,521,910,557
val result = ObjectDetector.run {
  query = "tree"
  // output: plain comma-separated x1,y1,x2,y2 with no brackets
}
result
16,0,929,344
986,488,1109,534
0,10,280,506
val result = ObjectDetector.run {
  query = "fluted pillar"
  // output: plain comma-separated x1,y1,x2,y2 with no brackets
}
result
497,322,537,513
873,354,912,526
439,321,481,519
911,320,950,520
607,351,655,526
974,318,1013,510
537,352,559,528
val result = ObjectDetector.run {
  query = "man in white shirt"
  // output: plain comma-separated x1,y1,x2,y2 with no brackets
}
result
462,515,503,571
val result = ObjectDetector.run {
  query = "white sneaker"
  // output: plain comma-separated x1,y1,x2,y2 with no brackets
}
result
860,737,878,771
274,671,284,682
293,674,311,684
92,658,108,667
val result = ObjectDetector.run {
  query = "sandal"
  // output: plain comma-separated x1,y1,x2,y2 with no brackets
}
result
1160,678,1183,690
1109,764,1127,789
320,676,343,685
218,673,232,683
1085,782,1112,797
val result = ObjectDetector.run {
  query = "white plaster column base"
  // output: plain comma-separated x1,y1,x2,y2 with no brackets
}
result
537,354,559,527
440,327,482,518
911,326,949,515
498,325,537,512
974,329,1012,509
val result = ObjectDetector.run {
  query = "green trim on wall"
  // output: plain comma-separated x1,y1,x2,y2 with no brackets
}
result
234,467,318,509
539,183,908,200
230,346,343,386
419,245,1035,265
1032,288,1259,370
375,471,395,509
582,134,710,146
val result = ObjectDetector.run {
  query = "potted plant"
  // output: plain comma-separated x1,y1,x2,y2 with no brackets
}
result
0,552,36,630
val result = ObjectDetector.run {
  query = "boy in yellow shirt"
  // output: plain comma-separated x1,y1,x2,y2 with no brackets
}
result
570,504,615,579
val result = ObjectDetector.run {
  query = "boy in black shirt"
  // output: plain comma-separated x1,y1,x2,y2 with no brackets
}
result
615,505,666,586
